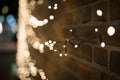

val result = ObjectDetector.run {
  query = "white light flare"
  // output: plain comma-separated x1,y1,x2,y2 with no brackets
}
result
96,10,103,16
0,23,3,34
107,26,115,36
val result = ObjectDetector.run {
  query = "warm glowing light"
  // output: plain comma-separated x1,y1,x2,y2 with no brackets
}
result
54,49,57,52
49,15,54,20
48,40,52,43
43,19,48,24
33,41,40,49
37,0,44,5
65,54,67,56
74,44,78,48
96,10,103,16
45,41,49,46
101,42,105,48
95,28,98,32
69,29,73,32
53,6,58,10
59,53,63,57
53,41,56,44
107,26,115,36
63,45,66,48
0,23,3,34
54,3,58,7
48,5,52,9
39,44,44,53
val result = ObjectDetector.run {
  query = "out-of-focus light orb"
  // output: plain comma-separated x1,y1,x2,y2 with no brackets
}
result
69,29,72,32
0,15,5,23
54,3,58,7
53,6,58,10
37,0,44,5
101,42,105,48
6,15,16,27
2,6,9,14
43,19,48,24
65,54,67,56
0,23,3,34
59,53,63,57
74,44,78,48
37,21,44,26
48,5,52,9
45,41,49,46
63,45,66,48
107,26,115,36
54,49,57,52
63,0,66,1
49,15,54,20
48,40,52,43
96,10,103,16
53,41,56,44
95,28,98,32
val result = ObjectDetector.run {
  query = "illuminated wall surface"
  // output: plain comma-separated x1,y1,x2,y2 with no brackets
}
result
0,0,120,80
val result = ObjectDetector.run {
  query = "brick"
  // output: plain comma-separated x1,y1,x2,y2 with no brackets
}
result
80,6,92,23
62,56,100,80
93,1,108,22
73,0,97,6
110,51,120,74
110,0,120,20
94,47,108,66
100,72,118,80
69,44,93,62
73,26,98,44
77,61,101,80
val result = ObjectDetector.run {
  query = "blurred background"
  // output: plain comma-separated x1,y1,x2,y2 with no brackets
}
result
0,0,18,80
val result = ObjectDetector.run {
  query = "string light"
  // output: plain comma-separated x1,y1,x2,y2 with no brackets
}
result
96,9,103,16
100,42,105,48
95,28,98,32
59,53,63,57
49,15,54,20
107,26,115,36
48,5,52,9
69,29,73,32
74,44,78,48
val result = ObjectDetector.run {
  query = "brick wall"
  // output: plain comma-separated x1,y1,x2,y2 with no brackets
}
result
28,0,120,80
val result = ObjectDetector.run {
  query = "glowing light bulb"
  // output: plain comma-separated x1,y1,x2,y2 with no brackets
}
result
33,41,40,49
69,29,72,32
107,26,115,36
0,23,3,34
48,5,52,9
37,21,44,26
54,49,57,52
59,53,63,57
53,41,56,44
48,40,52,43
101,42,105,48
95,28,98,32
53,6,58,10
97,10,103,16
43,19,48,24
65,54,67,56
74,44,78,48
49,15,54,20
45,41,49,46
54,3,58,7
63,45,66,48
